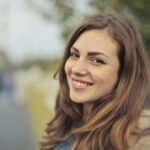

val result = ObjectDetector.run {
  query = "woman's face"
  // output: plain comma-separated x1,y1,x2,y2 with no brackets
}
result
65,29,120,104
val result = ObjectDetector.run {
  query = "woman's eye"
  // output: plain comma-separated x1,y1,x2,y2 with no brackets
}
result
69,52,79,58
92,58,106,64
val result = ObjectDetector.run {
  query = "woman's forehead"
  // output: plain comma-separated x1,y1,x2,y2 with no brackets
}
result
72,29,119,57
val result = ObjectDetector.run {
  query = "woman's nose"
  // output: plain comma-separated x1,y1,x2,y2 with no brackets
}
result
71,59,88,75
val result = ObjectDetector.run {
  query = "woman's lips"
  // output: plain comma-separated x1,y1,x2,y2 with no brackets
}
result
72,79,93,89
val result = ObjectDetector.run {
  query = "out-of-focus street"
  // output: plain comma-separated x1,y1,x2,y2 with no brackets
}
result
0,100,35,150
0,68,59,150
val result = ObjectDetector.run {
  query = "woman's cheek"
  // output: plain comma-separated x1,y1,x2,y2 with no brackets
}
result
65,59,72,74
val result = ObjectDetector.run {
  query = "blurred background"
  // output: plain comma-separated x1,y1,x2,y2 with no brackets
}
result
0,0,149,150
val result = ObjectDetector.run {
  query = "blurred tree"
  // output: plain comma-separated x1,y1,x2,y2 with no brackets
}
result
26,0,150,56
0,51,10,73
26,0,78,40
110,0,150,56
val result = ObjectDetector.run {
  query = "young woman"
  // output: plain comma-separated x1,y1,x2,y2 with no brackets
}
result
41,13,150,150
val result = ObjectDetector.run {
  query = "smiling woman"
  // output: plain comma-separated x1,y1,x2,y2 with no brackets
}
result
40,13,150,150
65,29,119,107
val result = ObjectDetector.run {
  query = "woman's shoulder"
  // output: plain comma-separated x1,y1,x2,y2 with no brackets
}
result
130,109,150,150
130,135,150,150
139,109,150,129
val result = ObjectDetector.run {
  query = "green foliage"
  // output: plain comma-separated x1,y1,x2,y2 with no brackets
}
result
27,0,150,56
110,0,150,56
17,57,61,72
0,51,10,73
51,0,74,21
89,0,106,12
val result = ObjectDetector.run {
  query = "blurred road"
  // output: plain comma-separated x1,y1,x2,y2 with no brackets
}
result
0,100,36,150
0,69,59,150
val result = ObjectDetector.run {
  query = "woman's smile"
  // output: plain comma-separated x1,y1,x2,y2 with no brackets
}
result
72,79,93,90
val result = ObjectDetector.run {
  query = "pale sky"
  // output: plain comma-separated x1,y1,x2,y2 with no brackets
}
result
0,0,64,64
0,0,93,64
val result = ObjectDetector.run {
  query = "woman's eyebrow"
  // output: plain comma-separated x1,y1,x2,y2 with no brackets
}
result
71,47,79,53
88,52,109,59
71,46,109,59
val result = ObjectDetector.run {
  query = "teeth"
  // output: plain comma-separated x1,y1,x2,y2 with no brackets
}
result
72,80,89,89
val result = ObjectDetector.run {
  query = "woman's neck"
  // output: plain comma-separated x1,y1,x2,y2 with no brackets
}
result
83,102,94,121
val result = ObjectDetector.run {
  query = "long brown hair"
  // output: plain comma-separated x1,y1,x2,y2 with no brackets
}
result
40,14,150,150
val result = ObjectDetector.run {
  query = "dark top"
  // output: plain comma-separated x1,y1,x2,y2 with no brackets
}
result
53,137,74,150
